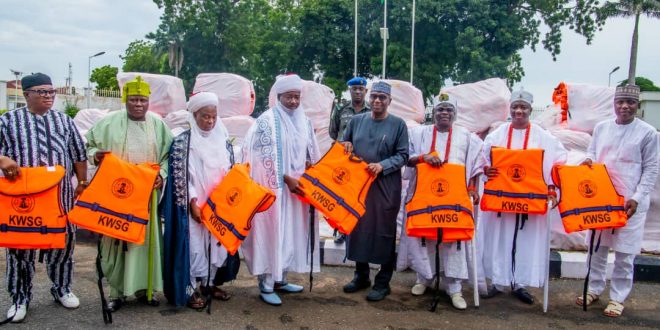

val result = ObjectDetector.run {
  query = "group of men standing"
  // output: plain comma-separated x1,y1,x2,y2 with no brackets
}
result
0,72,656,324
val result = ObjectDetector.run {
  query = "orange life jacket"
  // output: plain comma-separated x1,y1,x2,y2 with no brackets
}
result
480,124,548,215
68,153,160,244
201,163,276,255
0,166,67,249
552,164,627,233
405,127,475,242
298,142,376,235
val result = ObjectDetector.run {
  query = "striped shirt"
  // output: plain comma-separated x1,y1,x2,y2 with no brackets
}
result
0,107,87,211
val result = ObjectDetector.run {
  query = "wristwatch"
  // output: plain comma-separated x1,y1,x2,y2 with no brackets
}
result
79,180,89,187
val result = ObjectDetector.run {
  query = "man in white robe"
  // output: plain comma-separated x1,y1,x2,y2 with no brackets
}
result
396,95,485,309
241,74,321,306
575,85,658,317
478,90,567,305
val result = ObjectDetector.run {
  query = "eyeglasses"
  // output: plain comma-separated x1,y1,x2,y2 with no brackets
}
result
27,89,56,97
369,94,389,101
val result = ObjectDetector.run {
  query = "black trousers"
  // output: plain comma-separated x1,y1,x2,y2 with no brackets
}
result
353,243,396,290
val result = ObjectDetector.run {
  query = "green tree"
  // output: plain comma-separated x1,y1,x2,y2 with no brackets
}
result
90,65,119,90
121,40,166,73
295,0,606,97
145,0,608,107
618,76,660,91
599,0,660,85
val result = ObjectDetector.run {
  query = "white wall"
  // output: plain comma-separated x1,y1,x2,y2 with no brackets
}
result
53,94,122,111
640,91,660,131
0,80,7,110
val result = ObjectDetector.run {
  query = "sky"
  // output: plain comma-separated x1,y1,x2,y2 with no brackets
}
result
1,1,659,106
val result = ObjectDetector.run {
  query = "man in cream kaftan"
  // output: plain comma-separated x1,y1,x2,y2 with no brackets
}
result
396,96,485,309
241,75,321,306
478,90,566,305
576,85,658,317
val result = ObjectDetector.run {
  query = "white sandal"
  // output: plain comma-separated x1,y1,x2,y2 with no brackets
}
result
603,300,624,318
575,292,599,306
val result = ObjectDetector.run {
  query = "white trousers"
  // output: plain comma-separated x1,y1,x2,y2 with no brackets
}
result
587,248,635,303
416,273,462,295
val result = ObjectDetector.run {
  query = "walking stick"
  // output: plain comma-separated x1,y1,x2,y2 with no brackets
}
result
308,205,315,292
472,207,480,308
543,201,551,313
147,190,157,301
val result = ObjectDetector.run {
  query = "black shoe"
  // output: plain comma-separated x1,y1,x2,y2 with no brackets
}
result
366,287,391,301
512,288,535,305
137,294,160,307
107,298,124,312
343,278,371,293
334,234,346,244
480,286,502,299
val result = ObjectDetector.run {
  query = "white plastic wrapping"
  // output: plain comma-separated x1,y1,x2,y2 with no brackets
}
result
371,80,425,124
220,115,255,147
441,78,511,133
72,108,110,143
561,83,616,134
163,109,190,131
194,73,256,118
117,72,187,117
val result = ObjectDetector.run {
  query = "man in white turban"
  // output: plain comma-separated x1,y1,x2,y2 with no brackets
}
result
162,92,239,309
241,74,321,306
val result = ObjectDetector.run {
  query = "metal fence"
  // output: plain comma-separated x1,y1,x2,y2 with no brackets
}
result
56,87,120,99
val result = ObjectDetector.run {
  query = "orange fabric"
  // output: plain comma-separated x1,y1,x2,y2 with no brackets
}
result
552,164,627,233
0,166,67,249
552,82,569,123
405,156,475,242
201,163,275,255
480,147,548,215
68,153,159,244
298,143,376,235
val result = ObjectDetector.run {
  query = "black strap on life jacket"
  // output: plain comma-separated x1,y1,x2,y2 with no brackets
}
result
309,205,315,292
96,235,113,324
582,229,602,311
510,213,527,290
429,228,443,312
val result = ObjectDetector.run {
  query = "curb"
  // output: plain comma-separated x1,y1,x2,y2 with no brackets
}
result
319,238,660,283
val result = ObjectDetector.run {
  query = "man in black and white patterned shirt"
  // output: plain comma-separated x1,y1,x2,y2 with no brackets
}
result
0,72,87,323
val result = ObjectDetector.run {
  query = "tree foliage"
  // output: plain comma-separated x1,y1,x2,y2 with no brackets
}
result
619,76,660,91
90,65,119,90
598,0,660,84
142,0,608,111
121,40,166,74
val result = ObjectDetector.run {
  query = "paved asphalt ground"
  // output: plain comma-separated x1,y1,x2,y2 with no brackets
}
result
1,241,659,329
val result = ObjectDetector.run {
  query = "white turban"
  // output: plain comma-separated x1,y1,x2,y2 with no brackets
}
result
273,74,303,95
187,92,218,113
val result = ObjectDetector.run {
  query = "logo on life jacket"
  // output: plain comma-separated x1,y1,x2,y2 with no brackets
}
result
431,179,450,197
11,196,35,213
112,178,134,199
507,164,526,182
332,167,351,185
226,188,242,206
578,180,597,198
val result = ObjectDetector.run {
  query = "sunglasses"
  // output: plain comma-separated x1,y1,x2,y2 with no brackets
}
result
369,94,389,101
27,89,57,97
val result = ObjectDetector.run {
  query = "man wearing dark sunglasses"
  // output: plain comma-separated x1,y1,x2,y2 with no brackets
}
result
0,72,88,322
340,81,409,301
329,76,371,244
